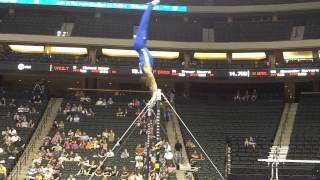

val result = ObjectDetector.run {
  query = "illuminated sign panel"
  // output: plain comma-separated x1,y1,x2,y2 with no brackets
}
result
0,0,187,12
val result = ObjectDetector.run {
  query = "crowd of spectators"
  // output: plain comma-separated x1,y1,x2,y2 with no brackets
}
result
233,89,258,102
0,86,46,178
26,91,177,179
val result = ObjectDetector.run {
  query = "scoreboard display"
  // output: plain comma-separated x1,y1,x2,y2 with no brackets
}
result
3,62,320,79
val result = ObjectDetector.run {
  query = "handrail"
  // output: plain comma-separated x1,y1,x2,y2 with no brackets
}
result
8,98,56,180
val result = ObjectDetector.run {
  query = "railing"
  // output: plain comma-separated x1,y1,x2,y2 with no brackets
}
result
8,98,56,180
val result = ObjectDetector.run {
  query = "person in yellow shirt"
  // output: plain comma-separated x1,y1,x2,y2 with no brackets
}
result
0,164,7,179
86,141,94,150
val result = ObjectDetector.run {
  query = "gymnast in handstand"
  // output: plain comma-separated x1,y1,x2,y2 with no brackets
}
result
133,0,160,100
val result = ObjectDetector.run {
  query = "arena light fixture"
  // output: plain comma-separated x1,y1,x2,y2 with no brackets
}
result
193,52,227,60
102,49,179,59
232,52,266,60
9,45,44,53
47,47,88,55
283,51,313,61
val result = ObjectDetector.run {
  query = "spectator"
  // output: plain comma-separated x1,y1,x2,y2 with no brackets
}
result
67,174,76,180
96,98,103,106
234,90,241,102
164,107,171,122
0,164,6,179
108,130,115,142
185,139,196,149
120,148,130,159
73,114,80,123
8,99,16,108
0,97,6,107
190,150,205,162
175,141,182,165
243,90,250,102
251,89,258,101
87,108,95,117
116,108,123,117
58,121,64,130
244,138,250,148
119,166,129,178
79,132,89,141
248,136,256,150
107,97,114,105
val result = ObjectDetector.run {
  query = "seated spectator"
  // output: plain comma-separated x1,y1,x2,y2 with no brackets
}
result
116,108,123,117
79,132,89,141
120,148,130,159
13,113,19,121
244,138,250,148
85,140,94,150
95,167,104,176
73,153,82,162
58,121,64,130
29,107,38,114
73,114,80,123
28,119,35,128
135,144,144,156
87,108,95,117
21,120,29,128
164,149,173,161
70,141,79,150
234,90,241,102
243,90,250,102
8,99,16,108
96,98,103,106
0,164,6,179
251,89,258,101
77,104,83,112
100,139,108,151
87,160,98,175
52,143,63,153
123,108,128,117
66,115,73,122
33,95,42,104
107,98,114,105
108,130,115,142
67,174,76,180
98,149,107,158
27,164,38,178
248,136,256,150
16,120,21,128
167,163,176,174
0,97,5,107
185,139,196,149
119,166,129,178
106,150,114,158
111,166,119,176
71,104,77,112
190,150,205,162
102,99,107,106
77,165,88,176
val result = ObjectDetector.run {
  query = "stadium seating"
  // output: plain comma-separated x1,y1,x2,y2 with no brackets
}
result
286,94,320,176
176,95,283,179
0,88,47,176
34,91,177,179
0,11,64,35
214,22,293,42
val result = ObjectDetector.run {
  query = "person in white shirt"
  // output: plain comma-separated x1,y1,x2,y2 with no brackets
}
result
8,128,17,136
67,174,76,180
10,135,21,143
96,98,103,106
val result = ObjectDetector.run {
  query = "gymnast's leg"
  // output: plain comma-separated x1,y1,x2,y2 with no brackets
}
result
133,0,159,96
